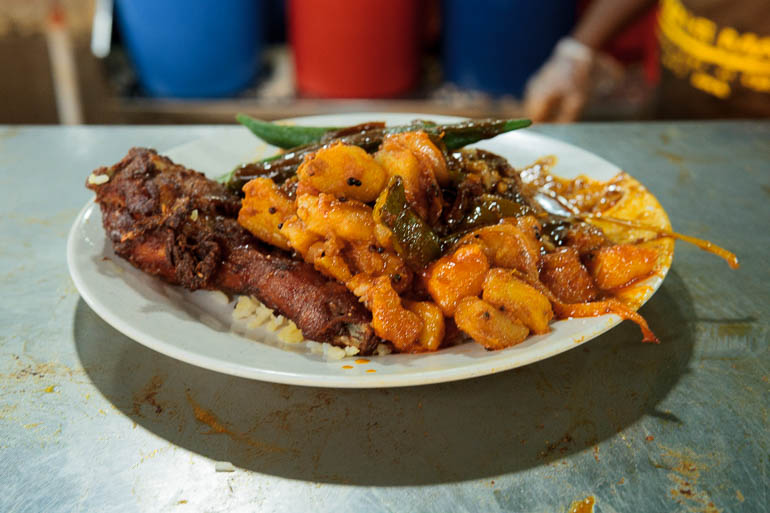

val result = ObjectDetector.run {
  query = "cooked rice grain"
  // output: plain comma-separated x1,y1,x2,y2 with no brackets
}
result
228,294,382,360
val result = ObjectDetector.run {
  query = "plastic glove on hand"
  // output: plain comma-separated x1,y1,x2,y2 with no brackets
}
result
523,37,595,123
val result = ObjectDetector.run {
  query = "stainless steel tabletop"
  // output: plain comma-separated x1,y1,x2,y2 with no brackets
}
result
1,122,767,513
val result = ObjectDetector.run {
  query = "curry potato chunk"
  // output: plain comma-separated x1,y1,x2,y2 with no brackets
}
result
459,221,541,280
297,142,387,202
375,132,446,223
296,193,376,243
279,215,320,256
540,247,598,303
344,241,412,292
404,300,445,351
482,268,554,334
425,243,490,316
306,237,353,284
239,177,295,250
364,276,422,351
454,297,529,350
587,244,657,289
389,131,451,186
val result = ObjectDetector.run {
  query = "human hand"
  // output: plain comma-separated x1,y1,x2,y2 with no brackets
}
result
523,37,595,123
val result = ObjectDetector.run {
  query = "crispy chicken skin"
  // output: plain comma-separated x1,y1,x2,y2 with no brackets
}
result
86,148,379,353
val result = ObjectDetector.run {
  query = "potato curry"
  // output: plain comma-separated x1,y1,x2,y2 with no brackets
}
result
236,123,665,353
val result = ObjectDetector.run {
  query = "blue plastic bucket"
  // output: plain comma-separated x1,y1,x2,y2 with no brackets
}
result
442,0,576,97
115,0,263,98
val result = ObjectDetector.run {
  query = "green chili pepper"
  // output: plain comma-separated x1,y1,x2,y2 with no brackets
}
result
435,118,532,150
377,176,441,270
236,114,339,149
457,194,533,232
224,118,531,192
238,117,530,152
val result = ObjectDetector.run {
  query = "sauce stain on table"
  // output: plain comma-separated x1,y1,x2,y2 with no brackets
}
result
567,496,595,513
655,446,724,513
185,391,289,455
132,375,165,416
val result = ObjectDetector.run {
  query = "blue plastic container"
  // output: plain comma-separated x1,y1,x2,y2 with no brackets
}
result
116,0,263,98
442,0,575,97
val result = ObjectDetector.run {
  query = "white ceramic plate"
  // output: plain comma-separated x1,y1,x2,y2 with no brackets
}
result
67,114,669,388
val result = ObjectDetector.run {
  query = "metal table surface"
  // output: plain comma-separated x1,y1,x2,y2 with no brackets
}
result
1,122,767,513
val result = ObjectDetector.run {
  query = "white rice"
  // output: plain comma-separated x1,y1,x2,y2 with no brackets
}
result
87,173,109,185
230,295,376,360
214,461,236,472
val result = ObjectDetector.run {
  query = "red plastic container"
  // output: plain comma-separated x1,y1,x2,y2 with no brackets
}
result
289,0,421,98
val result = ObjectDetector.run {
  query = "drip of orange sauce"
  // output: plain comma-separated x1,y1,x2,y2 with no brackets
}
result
588,214,739,269
365,369,376,373
342,365,353,369
554,300,657,343
354,358,370,364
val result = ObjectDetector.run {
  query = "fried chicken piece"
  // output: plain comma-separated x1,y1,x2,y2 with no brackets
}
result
86,148,379,354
